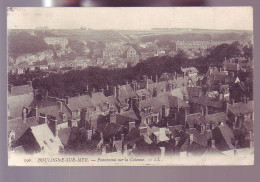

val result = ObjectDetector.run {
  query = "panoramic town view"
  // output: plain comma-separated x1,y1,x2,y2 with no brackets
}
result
7,8,254,166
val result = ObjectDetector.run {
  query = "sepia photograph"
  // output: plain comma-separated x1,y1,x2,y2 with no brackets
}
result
7,7,254,166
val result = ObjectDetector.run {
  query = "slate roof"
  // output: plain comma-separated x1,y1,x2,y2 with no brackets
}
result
8,116,38,141
186,128,208,147
186,113,207,128
9,85,33,96
38,103,72,124
181,67,198,74
228,101,254,116
205,112,229,126
159,72,175,82
119,84,137,100
30,123,63,154
224,63,240,71
58,127,71,146
67,95,94,111
212,124,235,151
174,76,190,88
136,89,152,98
147,81,168,95
189,96,223,109
91,92,108,106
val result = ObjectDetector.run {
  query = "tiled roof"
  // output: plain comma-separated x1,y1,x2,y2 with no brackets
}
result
228,101,254,116
67,95,94,111
120,110,139,121
147,81,167,95
91,92,108,106
9,85,33,96
205,112,229,125
136,89,152,98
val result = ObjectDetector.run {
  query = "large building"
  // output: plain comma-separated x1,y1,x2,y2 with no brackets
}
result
44,37,68,49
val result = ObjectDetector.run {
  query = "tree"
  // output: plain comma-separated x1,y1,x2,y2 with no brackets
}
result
8,31,48,59
67,39,86,56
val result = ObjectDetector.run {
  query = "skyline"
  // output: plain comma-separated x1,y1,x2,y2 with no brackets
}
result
7,7,253,31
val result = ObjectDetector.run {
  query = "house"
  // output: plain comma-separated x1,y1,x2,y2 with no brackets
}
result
227,100,254,130
14,123,63,154
181,67,198,77
44,37,68,49
212,123,236,151
8,84,35,119
189,95,223,115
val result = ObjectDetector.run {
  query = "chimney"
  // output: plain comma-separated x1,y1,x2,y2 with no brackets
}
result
156,74,158,83
174,137,181,146
206,124,211,131
80,108,89,130
205,106,208,115
39,113,47,124
28,80,32,87
123,144,128,156
92,87,96,93
109,111,116,124
30,107,38,118
65,96,69,105
113,86,117,98
87,130,92,140
49,116,58,137
146,80,149,90
200,125,205,134
162,105,166,118
22,107,28,122
189,134,194,145
100,88,104,94
226,102,229,114
129,121,135,132
159,147,165,158
249,131,254,149
211,139,216,149
121,133,125,143
106,84,109,91
100,132,103,140
57,101,63,112
102,145,106,155
201,107,204,115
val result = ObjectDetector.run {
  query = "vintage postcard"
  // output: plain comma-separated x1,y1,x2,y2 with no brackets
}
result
7,7,254,166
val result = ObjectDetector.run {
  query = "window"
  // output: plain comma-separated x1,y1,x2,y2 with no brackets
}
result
50,139,54,143
43,141,47,145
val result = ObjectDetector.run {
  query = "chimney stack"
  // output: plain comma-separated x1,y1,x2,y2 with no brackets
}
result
174,137,181,146
113,86,117,98
205,106,208,115
22,107,28,122
102,145,106,155
128,122,135,132
109,110,116,124
249,131,254,149
159,147,165,158
121,133,125,143
57,101,63,112
123,144,128,156
49,116,58,137
39,113,47,124
211,140,216,149
189,134,194,145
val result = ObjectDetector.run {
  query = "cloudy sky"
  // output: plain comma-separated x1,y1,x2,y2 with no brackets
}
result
7,7,253,30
